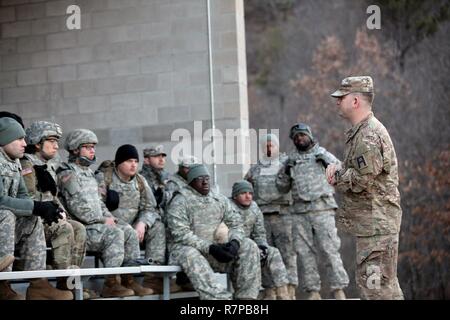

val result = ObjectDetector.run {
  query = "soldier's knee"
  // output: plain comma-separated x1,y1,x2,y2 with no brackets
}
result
71,221,87,240
239,238,259,255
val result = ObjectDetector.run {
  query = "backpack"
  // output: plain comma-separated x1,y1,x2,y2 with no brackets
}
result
96,160,146,193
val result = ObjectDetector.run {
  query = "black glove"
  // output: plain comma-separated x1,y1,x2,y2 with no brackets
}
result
33,164,57,196
32,201,63,225
153,187,164,207
258,245,269,266
315,154,330,168
105,188,120,211
224,239,240,258
284,159,295,175
209,244,234,263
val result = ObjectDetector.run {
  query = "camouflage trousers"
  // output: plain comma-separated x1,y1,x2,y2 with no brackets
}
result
169,238,261,300
292,210,349,292
356,233,404,300
263,212,298,285
262,245,289,288
0,210,46,271
84,223,125,267
136,220,166,265
45,219,86,269
115,222,141,263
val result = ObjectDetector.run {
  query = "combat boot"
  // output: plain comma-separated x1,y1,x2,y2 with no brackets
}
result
26,278,73,300
142,274,181,294
121,274,154,296
333,289,346,300
307,291,322,300
288,284,297,300
0,255,14,272
0,280,25,300
263,287,276,300
101,275,134,298
275,285,290,300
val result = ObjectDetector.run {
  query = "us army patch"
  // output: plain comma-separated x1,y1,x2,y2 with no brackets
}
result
21,167,33,176
356,155,368,169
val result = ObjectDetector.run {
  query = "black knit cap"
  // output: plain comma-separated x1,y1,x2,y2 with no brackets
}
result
115,144,139,166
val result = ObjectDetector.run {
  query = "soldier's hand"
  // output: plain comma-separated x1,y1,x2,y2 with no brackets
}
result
284,158,295,176
134,221,146,242
224,239,240,258
33,164,57,196
326,164,337,185
258,245,269,266
32,201,63,225
104,217,117,226
105,188,120,211
209,244,234,263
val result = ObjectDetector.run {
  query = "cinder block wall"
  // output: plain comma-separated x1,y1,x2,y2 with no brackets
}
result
0,0,249,195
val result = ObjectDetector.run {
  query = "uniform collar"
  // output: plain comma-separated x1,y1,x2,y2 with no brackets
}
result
0,147,18,164
345,112,374,143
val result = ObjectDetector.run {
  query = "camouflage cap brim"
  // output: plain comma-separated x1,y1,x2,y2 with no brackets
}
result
331,89,350,98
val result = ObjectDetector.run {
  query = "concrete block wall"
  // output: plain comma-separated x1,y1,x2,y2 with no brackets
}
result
0,0,249,195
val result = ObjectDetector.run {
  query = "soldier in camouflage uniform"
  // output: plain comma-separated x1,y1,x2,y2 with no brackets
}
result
57,129,137,298
228,180,290,300
165,155,201,204
20,121,89,294
328,76,404,300
140,145,170,217
277,123,349,300
167,164,261,300
0,117,72,300
245,134,298,299
95,144,165,296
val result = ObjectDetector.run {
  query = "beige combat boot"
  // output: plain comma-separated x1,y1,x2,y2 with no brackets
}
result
121,274,154,296
276,285,290,300
333,289,346,300
0,280,25,300
26,278,73,300
0,255,14,272
288,284,297,300
307,291,322,300
142,274,181,294
102,275,134,298
263,287,276,300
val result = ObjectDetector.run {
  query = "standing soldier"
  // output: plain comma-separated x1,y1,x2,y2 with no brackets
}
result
166,164,261,300
327,76,404,300
0,117,71,300
276,123,349,300
57,129,138,298
244,134,298,299
228,180,290,300
95,144,164,295
20,121,89,296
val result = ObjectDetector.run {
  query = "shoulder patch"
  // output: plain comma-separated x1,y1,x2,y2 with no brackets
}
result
356,155,368,169
21,167,33,176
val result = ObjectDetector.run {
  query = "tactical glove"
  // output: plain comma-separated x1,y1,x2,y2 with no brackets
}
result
258,245,269,266
209,244,234,263
224,239,240,258
105,188,120,211
32,201,63,225
33,164,57,196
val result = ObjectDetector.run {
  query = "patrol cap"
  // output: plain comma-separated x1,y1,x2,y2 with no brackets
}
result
0,117,25,146
143,145,166,157
331,76,374,98
289,123,313,140
232,180,254,198
187,164,210,184
178,155,201,168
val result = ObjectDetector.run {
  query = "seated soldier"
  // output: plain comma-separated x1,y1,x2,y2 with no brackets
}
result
166,164,261,300
227,180,290,300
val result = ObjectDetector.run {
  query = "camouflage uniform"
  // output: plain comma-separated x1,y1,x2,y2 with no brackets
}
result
277,142,349,292
21,121,86,270
57,130,134,267
0,147,46,272
95,168,166,264
245,154,298,286
230,200,289,289
167,185,261,300
331,76,404,300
